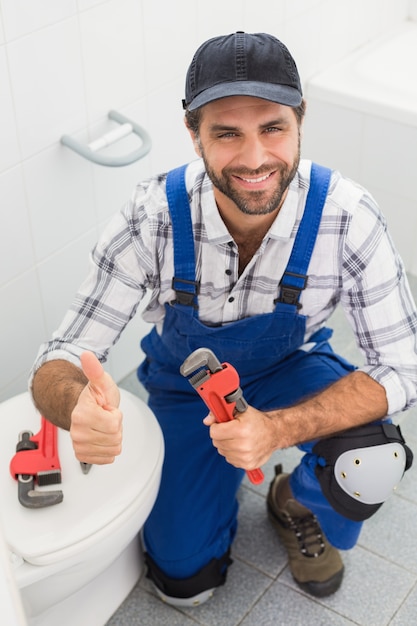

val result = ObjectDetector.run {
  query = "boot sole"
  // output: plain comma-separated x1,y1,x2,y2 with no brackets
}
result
297,565,344,597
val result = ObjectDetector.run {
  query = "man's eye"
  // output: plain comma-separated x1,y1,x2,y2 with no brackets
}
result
218,132,237,138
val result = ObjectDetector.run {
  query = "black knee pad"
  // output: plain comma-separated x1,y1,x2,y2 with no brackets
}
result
145,550,233,600
313,422,413,521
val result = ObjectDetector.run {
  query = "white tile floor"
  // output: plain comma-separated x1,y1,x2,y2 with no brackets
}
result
108,274,417,626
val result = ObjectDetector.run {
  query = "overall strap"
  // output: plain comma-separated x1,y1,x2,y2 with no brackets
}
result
166,164,199,310
276,163,332,309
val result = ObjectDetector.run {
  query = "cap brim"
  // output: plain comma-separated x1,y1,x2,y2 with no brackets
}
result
187,80,302,111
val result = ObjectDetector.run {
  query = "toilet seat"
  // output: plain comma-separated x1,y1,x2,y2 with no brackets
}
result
0,390,164,568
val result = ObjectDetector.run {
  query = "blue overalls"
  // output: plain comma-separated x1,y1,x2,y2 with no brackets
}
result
138,163,361,583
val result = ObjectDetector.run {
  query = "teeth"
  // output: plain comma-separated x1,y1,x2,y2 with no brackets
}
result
241,173,270,183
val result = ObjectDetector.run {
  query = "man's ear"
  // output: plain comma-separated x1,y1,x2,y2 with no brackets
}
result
184,117,202,157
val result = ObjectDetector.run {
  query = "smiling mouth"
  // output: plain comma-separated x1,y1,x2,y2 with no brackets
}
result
239,172,273,184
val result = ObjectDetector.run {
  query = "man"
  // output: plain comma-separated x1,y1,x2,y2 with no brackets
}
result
30,32,417,606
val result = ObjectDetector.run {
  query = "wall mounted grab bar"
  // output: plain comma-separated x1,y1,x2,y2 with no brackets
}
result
61,110,151,167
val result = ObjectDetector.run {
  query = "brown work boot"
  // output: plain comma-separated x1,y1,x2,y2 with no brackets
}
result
267,464,344,597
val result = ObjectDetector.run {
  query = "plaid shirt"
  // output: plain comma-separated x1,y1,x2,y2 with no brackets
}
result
32,159,417,415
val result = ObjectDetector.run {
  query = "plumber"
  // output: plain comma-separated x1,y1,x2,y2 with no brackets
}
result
30,32,417,606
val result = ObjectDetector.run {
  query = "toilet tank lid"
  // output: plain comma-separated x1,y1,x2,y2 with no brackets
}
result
0,390,164,566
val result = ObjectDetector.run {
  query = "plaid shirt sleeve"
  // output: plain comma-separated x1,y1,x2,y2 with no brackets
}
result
338,187,417,415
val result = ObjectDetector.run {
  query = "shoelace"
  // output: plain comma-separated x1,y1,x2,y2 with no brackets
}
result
286,512,325,558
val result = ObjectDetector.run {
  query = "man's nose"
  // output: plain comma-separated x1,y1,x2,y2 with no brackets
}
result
237,135,269,171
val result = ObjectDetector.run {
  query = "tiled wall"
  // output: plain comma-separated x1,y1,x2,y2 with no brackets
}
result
0,0,411,401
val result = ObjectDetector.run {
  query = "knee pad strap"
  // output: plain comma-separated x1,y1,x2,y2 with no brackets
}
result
145,550,233,600
313,422,413,521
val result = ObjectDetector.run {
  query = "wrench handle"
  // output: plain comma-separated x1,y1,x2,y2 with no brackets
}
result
245,467,264,485
41,416,59,462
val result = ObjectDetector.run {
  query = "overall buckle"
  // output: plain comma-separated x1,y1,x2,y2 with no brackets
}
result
274,272,308,309
171,277,200,308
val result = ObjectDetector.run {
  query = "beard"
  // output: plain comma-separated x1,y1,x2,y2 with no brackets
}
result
200,143,300,216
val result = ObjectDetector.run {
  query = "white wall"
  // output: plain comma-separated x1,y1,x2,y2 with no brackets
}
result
0,0,412,402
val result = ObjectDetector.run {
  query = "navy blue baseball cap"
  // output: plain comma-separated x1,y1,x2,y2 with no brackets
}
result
183,31,303,111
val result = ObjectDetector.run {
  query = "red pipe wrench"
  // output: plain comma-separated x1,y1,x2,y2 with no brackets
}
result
10,416,63,508
180,348,264,485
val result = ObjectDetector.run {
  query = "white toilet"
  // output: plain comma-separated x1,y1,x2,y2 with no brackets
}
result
0,389,164,626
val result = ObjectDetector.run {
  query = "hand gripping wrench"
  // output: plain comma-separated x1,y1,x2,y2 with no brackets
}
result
10,416,63,508
180,348,264,485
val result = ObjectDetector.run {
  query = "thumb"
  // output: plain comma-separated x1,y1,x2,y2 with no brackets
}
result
80,351,114,407
203,412,217,426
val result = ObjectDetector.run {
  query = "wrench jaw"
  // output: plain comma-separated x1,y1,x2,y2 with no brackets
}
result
180,347,223,379
181,348,246,413
17,474,63,509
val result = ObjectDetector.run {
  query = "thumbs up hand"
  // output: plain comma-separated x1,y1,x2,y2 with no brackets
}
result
80,350,120,409
70,351,123,465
